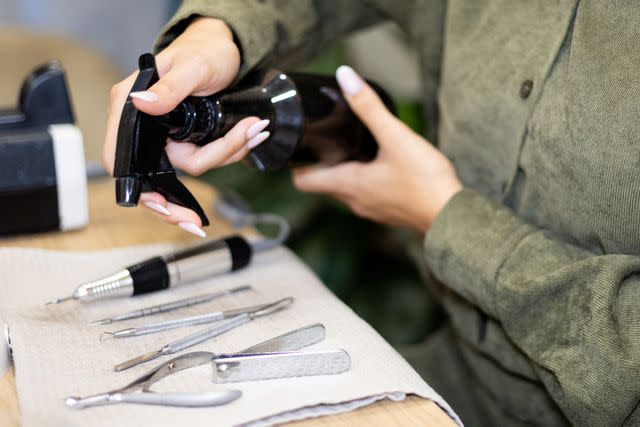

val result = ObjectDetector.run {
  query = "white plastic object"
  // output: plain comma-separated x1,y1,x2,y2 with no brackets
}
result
49,124,88,230
0,320,11,376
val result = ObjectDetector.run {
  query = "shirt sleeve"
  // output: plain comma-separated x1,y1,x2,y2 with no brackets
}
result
424,189,640,426
155,0,383,78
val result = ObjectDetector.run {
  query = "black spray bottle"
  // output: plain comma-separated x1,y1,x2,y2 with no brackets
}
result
114,53,395,226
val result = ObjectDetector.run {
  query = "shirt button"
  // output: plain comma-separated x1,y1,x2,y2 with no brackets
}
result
520,79,534,99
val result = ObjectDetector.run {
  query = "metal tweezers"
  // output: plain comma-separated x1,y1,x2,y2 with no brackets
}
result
66,324,350,409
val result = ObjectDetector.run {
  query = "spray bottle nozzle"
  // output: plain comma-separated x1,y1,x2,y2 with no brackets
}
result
112,53,210,226
115,176,142,207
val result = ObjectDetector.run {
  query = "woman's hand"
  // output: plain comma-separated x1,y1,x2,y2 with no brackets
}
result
293,66,463,233
102,18,270,237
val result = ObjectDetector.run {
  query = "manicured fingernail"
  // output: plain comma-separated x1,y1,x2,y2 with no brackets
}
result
247,131,270,149
129,91,159,102
144,202,170,216
246,119,270,140
336,65,362,96
178,222,207,238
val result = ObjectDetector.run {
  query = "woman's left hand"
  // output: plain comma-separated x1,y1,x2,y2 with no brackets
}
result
293,66,463,233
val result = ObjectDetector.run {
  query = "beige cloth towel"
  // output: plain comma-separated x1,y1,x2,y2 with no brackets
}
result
0,244,461,426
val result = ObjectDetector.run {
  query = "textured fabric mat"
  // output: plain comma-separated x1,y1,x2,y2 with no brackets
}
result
0,244,461,426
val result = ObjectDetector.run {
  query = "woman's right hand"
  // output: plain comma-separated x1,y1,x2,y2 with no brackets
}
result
102,17,270,237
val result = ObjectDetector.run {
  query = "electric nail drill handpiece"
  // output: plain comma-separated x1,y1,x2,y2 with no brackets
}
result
113,53,395,226
46,235,251,304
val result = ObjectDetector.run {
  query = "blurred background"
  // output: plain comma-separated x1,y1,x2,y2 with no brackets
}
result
0,0,440,348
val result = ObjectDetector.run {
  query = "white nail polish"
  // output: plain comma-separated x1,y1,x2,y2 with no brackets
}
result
130,91,159,102
247,131,270,149
178,222,207,238
144,202,170,216
336,65,362,96
246,119,270,140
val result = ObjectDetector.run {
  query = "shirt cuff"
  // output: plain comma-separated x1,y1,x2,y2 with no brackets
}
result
424,189,534,318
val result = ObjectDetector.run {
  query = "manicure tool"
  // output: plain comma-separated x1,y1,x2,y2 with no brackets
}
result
149,324,350,385
65,387,241,409
90,285,251,326
67,324,350,409
103,300,284,338
114,297,294,371
45,235,251,305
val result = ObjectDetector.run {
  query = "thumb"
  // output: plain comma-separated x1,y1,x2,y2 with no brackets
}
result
129,56,217,116
336,65,401,145
293,162,362,196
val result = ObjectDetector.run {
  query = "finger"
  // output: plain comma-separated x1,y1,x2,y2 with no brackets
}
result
304,185,363,219
129,55,218,116
163,201,203,226
101,53,174,175
163,202,206,236
335,65,404,145
102,72,138,175
139,192,171,216
166,117,267,175
292,162,362,196
221,142,253,166
221,118,272,166
138,193,206,236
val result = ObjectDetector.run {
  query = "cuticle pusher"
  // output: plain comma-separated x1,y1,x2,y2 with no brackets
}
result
90,285,251,326
102,300,273,338
113,297,293,372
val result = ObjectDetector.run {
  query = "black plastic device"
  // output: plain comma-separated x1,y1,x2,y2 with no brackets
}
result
0,62,86,235
114,53,395,227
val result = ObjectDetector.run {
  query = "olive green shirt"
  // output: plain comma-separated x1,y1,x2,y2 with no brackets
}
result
158,1,640,426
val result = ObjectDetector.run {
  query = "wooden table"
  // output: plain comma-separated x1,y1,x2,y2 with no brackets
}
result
0,178,455,427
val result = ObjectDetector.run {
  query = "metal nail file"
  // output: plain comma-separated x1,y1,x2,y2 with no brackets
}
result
45,235,252,305
113,298,293,372
211,350,351,383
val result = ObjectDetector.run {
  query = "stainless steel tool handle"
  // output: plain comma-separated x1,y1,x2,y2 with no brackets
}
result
212,349,351,383
239,323,325,354
114,390,241,407
165,313,250,354
147,286,249,313
134,293,226,317
122,312,225,337
65,390,241,409
75,270,133,301
65,393,111,409
164,238,235,286
93,285,251,325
